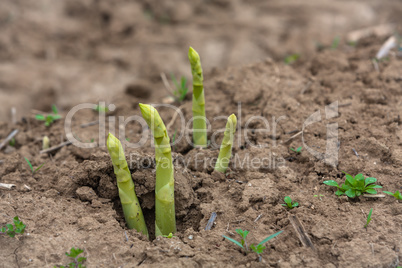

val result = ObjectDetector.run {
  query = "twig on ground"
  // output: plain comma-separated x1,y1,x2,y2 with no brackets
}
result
40,141,72,154
205,212,217,231
11,107,17,124
0,183,16,190
0,129,19,150
254,214,263,222
166,104,185,132
160,72,174,95
338,103,352,107
289,215,315,250
284,131,302,144
225,223,235,236
352,148,359,158
80,120,99,128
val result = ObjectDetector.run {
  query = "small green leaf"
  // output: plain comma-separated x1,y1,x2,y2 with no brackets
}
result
345,189,356,198
335,189,344,196
365,189,377,195
345,174,356,187
257,230,283,247
382,191,394,195
35,114,45,121
366,185,382,189
34,163,45,174
222,235,244,249
292,202,299,207
52,105,58,114
24,158,34,173
365,177,377,186
284,196,292,206
323,180,339,187
77,257,86,262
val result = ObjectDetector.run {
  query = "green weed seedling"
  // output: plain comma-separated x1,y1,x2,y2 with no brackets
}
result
323,172,382,198
9,138,15,147
383,190,402,200
284,53,300,65
281,196,298,209
290,146,302,153
55,247,86,268
171,74,188,102
222,229,283,260
35,105,61,126
331,36,340,49
314,194,324,200
162,233,176,238
0,216,26,238
93,105,109,113
24,157,45,175
364,208,373,228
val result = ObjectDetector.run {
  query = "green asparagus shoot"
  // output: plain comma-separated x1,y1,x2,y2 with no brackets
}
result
222,229,283,257
107,133,148,238
55,247,86,268
215,114,237,173
281,196,298,209
364,208,373,228
323,172,382,198
188,47,207,148
383,190,402,200
24,157,45,174
35,105,61,126
171,74,188,102
139,103,176,236
0,216,26,238
290,146,302,153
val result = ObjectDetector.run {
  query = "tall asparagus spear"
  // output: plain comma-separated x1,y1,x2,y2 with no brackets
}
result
107,133,149,238
215,114,237,173
139,104,176,236
188,47,207,148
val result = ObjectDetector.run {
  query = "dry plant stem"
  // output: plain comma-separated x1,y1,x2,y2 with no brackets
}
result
107,133,149,238
215,114,237,173
188,47,207,148
0,129,19,150
40,141,72,154
139,104,176,236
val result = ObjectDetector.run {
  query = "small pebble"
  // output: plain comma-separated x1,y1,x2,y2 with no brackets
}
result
188,235,193,240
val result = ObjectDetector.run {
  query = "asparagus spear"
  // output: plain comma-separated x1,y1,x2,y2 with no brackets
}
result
139,104,176,236
215,114,237,173
188,47,207,148
107,133,149,238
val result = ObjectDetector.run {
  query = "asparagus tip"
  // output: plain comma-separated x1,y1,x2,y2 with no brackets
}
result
188,47,200,64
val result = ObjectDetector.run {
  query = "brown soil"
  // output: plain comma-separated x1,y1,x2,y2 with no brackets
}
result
1,1,401,267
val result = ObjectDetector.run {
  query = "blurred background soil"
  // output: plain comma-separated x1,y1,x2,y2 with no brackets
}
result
0,0,401,121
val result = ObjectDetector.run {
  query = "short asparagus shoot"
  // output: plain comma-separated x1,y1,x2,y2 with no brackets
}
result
215,114,237,173
188,47,207,148
139,103,176,236
107,133,148,238
43,136,50,150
